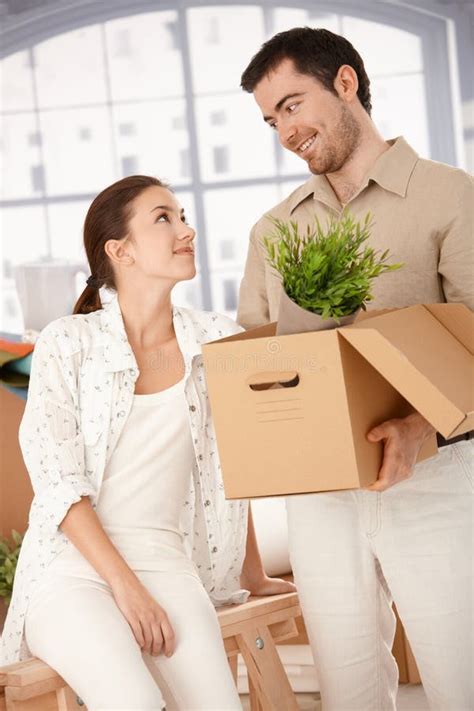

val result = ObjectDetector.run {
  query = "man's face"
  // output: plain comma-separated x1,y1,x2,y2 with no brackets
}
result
253,58,360,176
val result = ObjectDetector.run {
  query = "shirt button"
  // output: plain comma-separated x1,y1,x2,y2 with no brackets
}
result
189,405,196,412
204,499,211,507
212,546,218,553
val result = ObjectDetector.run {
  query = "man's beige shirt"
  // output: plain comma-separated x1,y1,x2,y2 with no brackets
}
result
237,137,473,330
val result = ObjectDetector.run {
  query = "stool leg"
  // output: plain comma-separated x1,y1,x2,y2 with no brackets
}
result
228,654,238,685
237,624,298,711
56,687,79,711
248,676,263,711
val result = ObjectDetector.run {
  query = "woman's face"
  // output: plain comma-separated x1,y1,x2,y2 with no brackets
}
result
124,185,196,284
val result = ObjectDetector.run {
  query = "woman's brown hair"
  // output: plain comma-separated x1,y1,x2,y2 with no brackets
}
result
73,175,168,315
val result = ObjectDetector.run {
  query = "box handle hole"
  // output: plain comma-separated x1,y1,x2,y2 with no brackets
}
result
247,371,300,391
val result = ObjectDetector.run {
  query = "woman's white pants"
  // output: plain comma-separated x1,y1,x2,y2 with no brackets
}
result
25,566,242,711
287,440,473,711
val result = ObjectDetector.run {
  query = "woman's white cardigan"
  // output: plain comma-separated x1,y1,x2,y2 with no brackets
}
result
1,295,249,664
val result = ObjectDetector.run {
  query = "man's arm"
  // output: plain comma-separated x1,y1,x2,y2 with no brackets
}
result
365,173,473,490
439,173,474,310
237,224,270,329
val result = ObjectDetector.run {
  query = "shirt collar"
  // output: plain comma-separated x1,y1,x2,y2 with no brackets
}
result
364,136,418,197
99,293,201,373
288,136,419,214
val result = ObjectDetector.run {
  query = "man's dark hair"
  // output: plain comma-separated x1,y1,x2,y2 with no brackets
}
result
241,27,372,115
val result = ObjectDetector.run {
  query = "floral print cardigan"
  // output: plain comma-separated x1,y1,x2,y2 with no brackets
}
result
1,295,250,665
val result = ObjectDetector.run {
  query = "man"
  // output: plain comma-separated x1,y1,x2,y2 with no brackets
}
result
237,27,473,711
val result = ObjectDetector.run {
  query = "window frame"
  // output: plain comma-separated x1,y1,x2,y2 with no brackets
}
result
0,0,461,314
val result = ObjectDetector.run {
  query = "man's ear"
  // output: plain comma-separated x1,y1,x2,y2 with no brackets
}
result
104,238,134,267
334,64,359,103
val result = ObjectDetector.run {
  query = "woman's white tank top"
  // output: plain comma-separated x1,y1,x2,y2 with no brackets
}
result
51,377,198,574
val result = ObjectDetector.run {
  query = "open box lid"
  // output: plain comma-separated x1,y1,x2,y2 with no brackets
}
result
339,304,474,439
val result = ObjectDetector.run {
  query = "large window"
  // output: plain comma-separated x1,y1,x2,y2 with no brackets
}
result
0,3,457,332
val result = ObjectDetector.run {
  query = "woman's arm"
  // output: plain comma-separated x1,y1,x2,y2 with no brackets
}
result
22,324,174,656
60,496,175,657
240,503,296,596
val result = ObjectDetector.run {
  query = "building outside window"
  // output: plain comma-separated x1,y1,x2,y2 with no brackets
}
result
28,131,41,146
220,240,235,260
179,147,191,178
79,127,92,140
223,278,238,311
206,16,220,45
30,164,45,193
213,145,230,174
210,110,226,126
121,155,138,175
118,122,136,136
172,115,186,130
114,29,132,57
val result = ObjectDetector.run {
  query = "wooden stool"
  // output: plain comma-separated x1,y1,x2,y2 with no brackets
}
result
218,591,301,711
0,657,78,710
0,592,300,710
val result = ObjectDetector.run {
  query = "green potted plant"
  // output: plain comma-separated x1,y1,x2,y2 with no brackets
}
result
0,529,23,630
264,212,403,336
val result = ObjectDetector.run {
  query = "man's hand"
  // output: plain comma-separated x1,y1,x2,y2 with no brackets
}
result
366,412,435,492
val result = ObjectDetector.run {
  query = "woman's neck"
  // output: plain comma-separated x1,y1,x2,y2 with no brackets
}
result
117,287,175,350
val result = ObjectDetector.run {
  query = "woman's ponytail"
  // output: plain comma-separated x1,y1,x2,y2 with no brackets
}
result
73,284,102,315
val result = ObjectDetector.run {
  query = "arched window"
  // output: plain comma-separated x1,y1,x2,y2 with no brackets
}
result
0,1,462,331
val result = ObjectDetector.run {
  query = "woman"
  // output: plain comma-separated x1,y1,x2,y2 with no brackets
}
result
1,175,295,709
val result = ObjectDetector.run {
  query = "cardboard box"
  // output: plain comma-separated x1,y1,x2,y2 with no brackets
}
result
202,304,473,499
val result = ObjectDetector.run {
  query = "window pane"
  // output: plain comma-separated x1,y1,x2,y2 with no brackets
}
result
342,16,423,76
372,74,429,157
1,282,23,334
121,155,139,175
105,11,185,101
1,114,43,199
272,9,339,34
1,204,50,331
172,274,203,310
196,94,276,181
278,141,311,178
47,201,89,262
1,205,49,266
223,277,238,310
279,180,306,202
188,6,265,93
0,50,35,111
204,184,280,272
35,25,107,107
40,107,115,195
210,270,241,317
113,100,190,186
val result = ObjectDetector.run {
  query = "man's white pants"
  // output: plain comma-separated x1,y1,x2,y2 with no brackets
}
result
286,440,473,711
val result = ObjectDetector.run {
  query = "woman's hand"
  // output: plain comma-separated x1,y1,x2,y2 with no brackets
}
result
240,571,297,596
58,498,175,657
111,573,175,657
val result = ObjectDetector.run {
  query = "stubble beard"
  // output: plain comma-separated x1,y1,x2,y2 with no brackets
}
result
307,104,362,176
